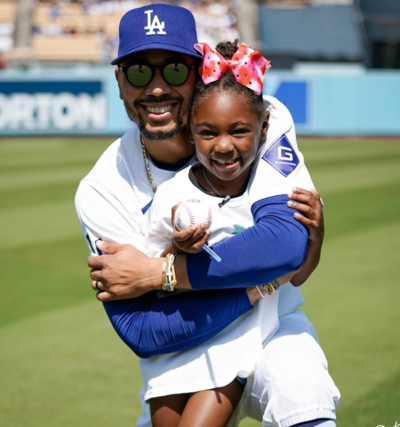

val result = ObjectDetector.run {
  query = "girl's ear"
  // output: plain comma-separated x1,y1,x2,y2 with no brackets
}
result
260,111,270,141
189,132,195,145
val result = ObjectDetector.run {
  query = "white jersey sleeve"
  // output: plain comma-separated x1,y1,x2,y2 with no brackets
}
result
248,96,314,205
75,131,151,257
75,178,147,257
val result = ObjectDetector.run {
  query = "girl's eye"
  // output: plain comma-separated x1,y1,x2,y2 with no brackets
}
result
232,128,249,135
198,130,216,137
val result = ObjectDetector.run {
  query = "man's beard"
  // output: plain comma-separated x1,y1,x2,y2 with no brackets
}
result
139,116,182,140
123,99,183,141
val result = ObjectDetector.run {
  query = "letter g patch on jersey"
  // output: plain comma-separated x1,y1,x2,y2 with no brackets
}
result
262,134,300,177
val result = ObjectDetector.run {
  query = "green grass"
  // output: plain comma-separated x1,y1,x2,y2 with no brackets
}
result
1,137,400,427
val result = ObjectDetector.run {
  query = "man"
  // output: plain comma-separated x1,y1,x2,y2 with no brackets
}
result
75,4,340,427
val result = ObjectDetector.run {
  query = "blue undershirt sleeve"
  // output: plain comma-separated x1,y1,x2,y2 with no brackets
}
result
103,287,251,359
187,195,309,290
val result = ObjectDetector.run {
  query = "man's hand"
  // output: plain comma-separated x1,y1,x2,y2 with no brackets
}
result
286,187,324,287
88,242,163,302
287,188,324,243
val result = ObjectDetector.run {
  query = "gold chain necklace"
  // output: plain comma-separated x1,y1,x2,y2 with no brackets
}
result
140,137,157,193
140,137,194,194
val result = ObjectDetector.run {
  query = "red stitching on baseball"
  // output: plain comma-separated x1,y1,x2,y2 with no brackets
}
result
183,203,195,227
206,208,212,230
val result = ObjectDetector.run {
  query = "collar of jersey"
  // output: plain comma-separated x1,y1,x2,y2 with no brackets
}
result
148,153,195,172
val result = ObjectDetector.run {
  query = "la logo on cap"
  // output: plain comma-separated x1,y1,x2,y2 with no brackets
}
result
144,10,167,35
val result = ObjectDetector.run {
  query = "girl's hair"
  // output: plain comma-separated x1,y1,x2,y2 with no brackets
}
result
191,39,265,119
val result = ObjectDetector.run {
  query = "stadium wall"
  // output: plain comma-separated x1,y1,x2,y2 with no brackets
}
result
0,67,399,136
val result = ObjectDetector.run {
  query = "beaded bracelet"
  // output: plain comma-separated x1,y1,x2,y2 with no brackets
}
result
256,286,265,298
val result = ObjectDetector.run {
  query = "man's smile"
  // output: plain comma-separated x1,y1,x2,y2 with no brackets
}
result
141,101,179,121
137,98,181,121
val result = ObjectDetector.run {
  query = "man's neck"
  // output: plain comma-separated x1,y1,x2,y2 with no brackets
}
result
142,130,195,164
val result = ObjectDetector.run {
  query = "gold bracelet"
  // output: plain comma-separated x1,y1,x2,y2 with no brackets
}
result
164,253,177,292
263,280,279,295
264,282,275,295
170,264,177,290
161,257,167,290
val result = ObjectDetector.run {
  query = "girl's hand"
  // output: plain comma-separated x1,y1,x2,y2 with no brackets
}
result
287,188,324,243
170,203,211,254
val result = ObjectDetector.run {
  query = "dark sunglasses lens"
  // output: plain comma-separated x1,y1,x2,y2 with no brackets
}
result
163,63,189,86
126,64,152,87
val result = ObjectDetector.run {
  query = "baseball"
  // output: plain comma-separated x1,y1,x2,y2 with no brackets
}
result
175,199,212,232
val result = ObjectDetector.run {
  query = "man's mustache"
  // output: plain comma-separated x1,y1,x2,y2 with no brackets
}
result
135,96,182,105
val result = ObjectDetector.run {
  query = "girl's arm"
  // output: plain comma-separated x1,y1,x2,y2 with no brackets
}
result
179,194,308,291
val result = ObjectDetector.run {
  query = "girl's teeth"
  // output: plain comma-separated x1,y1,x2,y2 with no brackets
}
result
215,159,237,164
146,105,172,114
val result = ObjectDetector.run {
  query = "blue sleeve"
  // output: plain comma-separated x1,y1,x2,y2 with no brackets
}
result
103,288,251,359
187,195,308,290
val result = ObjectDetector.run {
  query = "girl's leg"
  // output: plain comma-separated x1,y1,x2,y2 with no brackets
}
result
178,380,244,427
150,393,189,427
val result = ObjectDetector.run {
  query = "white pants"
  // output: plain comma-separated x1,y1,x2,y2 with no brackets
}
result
137,310,340,427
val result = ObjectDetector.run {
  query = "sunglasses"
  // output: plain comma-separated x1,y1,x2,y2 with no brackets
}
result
119,62,194,88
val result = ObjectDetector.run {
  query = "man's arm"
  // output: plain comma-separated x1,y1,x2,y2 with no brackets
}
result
102,288,252,358
91,194,310,297
76,179,255,357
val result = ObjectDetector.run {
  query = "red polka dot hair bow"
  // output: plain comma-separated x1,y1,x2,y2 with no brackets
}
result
194,43,271,96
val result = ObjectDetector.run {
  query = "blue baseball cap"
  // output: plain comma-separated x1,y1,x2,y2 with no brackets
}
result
111,4,203,65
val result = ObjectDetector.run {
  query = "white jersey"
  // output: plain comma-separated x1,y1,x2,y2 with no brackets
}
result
141,166,280,399
75,95,314,397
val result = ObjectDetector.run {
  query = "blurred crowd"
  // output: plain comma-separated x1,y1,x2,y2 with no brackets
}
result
0,0,15,68
13,0,242,64
184,1,241,48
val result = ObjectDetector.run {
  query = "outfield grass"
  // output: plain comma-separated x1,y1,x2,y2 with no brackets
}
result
1,137,399,427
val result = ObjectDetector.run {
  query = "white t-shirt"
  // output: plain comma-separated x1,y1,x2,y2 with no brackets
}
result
74,95,314,397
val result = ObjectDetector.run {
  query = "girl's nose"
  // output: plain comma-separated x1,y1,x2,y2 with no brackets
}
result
214,136,234,153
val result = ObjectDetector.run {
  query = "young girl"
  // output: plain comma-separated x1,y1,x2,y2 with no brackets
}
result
141,40,322,427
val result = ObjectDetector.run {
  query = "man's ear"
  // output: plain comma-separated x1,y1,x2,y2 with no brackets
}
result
261,111,270,141
115,67,123,100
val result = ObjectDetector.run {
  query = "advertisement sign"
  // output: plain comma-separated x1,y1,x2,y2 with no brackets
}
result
0,68,399,135
0,81,106,133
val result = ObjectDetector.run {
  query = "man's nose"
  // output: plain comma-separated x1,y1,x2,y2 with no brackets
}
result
145,70,171,96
